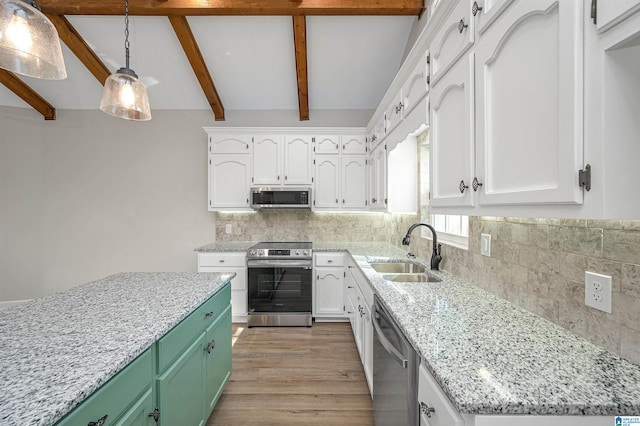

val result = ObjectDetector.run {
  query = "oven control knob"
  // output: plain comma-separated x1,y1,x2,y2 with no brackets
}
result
249,250,256,256
260,249,267,256
295,250,300,256
303,250,309,256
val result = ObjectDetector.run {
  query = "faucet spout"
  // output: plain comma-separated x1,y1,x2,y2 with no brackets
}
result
401,222,442,271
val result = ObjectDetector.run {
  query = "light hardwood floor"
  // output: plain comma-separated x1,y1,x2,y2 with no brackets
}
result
206,322,375,426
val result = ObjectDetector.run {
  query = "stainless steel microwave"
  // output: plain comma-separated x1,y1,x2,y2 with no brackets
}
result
250,187,311,209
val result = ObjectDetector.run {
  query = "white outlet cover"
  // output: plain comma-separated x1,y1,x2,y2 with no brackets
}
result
225,224,232,234
585,271,612,313
480,234,491,257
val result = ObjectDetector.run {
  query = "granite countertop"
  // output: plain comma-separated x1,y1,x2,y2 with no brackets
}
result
195,241,256,252
0,272,234,426
312,242,640,416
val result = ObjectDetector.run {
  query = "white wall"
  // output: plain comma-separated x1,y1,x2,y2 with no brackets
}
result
0,107,217,300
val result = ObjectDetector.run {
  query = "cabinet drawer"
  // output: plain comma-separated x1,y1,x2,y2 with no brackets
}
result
55,348,153,426
314,252,344,267
157,284,231,373
418,363,464,426
198,252,246,268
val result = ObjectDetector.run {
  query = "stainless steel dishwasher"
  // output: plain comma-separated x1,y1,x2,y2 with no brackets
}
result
372,295,419,426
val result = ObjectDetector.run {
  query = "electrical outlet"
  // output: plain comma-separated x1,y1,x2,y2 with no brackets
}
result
480,234,491,257
585,271,612,313
225,224,232,234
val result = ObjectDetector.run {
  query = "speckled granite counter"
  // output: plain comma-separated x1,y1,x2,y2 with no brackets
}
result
0,272,233,426
195,241,256,252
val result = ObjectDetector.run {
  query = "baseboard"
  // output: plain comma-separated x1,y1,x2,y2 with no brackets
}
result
0,299,32,309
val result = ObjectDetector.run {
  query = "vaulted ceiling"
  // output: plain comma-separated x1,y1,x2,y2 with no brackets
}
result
0,0,424,121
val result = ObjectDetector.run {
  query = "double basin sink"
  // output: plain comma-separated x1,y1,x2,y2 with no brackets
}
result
369,261,441,283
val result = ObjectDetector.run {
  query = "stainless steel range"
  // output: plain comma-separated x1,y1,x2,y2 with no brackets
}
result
246,242,313,327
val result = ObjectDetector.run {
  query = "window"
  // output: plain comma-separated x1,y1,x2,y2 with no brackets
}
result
419,129,469,248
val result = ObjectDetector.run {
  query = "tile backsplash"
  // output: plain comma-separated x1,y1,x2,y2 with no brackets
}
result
215,211,640,365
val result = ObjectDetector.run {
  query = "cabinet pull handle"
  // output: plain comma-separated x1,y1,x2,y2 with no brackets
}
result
148,407,160,422
336,144,339,150
204,339,216,354
472,1,482,16
458,18,468,33
219,259,225,263
459,180,469,193
88,414,108,426
472,177,483,192
420,402,436,418
347,285,354,289
285,175,288,180
277,175,280,180
205,311,215,318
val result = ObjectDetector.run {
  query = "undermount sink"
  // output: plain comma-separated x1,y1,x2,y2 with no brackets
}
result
381,273,442,283
369,261,426,274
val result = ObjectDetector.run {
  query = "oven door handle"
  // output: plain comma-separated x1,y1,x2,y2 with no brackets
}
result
247,259,312,268
372,308,408,369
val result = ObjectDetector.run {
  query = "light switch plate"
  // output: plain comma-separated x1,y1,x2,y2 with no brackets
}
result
480,234,491,257
585,271,612,313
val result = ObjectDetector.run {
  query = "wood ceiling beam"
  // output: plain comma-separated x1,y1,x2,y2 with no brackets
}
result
168,16,225,120
293,16,309,121
0,70,56,120
46,14,111,85
39,0,424,16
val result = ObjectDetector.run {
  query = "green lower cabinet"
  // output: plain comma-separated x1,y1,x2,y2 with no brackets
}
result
203,305,232,417
157,331,206,426
114,388,155,426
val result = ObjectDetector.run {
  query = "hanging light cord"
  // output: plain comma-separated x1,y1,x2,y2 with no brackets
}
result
124,0,130,70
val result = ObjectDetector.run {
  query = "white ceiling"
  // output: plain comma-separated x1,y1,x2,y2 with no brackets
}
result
0,15,416,114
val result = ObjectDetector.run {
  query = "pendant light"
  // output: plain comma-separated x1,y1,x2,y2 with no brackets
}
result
0,0,67,79
99,0,151,121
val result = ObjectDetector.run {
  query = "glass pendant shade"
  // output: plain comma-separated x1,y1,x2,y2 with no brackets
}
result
0,0,67,79
100,67,151,121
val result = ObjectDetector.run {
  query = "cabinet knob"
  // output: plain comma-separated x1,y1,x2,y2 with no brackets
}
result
205,311,215,318
458,18,468,33
472,1,483,16
88,414,108,426
420,402,435,418
204,339,216,354
459,180,469,193
472,177,483,192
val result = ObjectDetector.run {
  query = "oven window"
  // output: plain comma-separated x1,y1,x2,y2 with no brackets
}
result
248,267,312,313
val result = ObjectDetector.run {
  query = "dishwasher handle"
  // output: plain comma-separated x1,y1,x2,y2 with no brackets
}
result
372,308,408,369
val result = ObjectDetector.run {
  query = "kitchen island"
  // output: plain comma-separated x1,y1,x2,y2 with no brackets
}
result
0,272,234,426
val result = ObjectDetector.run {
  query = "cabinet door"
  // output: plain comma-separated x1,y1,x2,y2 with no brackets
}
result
314,267,345,316
430,54,475,208
344,272,356,332
208,134,252,154
341,155,368,210
384,92,404,135
313,155,340,210
157,333,205,426
596,0,640,33
284,135,313,185
474,0,515,36
315,134,341,154
475,0,584,206
431,0,474,85
252,135,282,185
342,134,367,155
402,54,429,116
418,363,464,426
114,388,154,426
368,143,387,211
203,307,232,417
209,155,251,210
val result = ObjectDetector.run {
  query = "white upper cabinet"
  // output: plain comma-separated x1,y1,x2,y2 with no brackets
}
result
314,155,341,210
341,155,368,210
341,134,367,155
473,0,516,35
284,135,313,185
430,54,475,208
430,0,475,85
252,134,282,185
208,134,252,154
368,142,387,211
384,90,404,136
315,134,341,154
209,155,251,211
475,0,584,206
594,0,640,33
402,54,430,117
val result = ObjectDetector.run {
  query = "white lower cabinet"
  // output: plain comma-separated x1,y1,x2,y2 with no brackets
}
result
197,252,247,323
313,253,346,320
418,363,465,426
